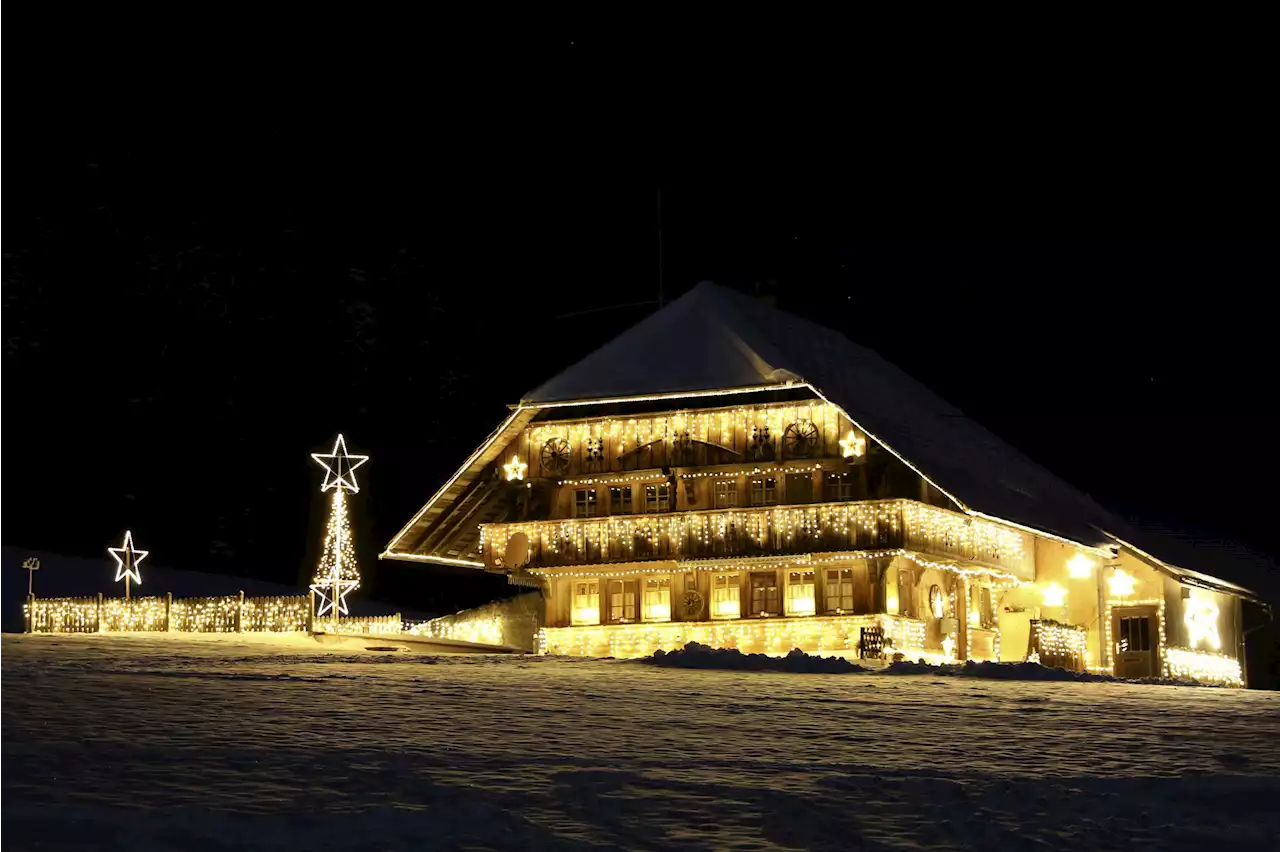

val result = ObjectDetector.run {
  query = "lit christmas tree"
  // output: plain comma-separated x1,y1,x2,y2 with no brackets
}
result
310,434,368,619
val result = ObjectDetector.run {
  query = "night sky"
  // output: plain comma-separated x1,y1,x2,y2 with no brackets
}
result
5,139,1277,612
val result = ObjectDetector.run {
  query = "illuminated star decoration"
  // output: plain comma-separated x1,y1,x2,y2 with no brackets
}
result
941,635,956,659
839,431,866,458
1066,554,1095,579
1041,582,1067,608
108,530,148,586
312,572,359,618
311,433,369,493
1184,596,1221,649
1107,568,1136,597
504,455,527,482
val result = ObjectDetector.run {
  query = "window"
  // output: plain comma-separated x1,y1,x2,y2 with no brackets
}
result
712,574,741,619
1118,615,1151,652
750,572,780,616
898,568,917,618
606,579,639,624
713,480,738,509
979,587,994,628
644,577,671,622
826,568,854,613
645,483,671,513
610,486,633,515
750,477,777,506
571,581,600,625
574,489,597,518
824,472,855,502
786,570,816,616
785,473,814,504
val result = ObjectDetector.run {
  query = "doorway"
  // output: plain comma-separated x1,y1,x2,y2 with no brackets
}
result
1111,605,1160,678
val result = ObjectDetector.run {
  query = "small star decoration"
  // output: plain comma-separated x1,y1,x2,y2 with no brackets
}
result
504,455,527,481
839,431,866,458
108,530,148,585
311,434,369,493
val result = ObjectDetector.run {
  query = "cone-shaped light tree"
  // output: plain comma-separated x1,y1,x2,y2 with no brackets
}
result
309,434,368,619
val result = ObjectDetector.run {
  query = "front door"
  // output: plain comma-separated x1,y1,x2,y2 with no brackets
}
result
1112,605,1159,678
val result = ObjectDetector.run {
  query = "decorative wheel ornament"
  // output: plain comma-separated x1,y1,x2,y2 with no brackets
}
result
749,424,773,460
783,420,820,458
541,437,571,476
681,589,704,620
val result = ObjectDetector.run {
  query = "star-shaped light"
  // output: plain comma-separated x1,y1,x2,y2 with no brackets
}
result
503,455,527,482
1066,554,1095,579
1184,596,1221,649
1107,568,1136,597
311,575,359,617
311,434,369,493
108,530,148,585
1040,582,1067,608
839,431,866,458
941,635,956,659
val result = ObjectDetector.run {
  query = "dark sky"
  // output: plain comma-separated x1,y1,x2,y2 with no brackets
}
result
5,136,1277,610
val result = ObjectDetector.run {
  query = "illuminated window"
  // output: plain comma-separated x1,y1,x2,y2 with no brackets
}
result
712,574,741,619
610,486,633,515
606,579,639,623
574,489,597,518
825,568,854,613
750,572,780,616
571,581,600,625
645,483,671,513
714,480,738,509
898,568,918,618
824,472,855,501
750,477,777,506
644,577,671,622
786,570,816,616
979,587,995,628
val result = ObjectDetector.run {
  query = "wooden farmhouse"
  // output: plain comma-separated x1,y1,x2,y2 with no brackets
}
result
384,282,1265,685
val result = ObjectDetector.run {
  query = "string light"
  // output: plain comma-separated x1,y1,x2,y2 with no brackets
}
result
1163,646,1242,686
1103,597,1167,674
504,456,527,482
310,434,367,619
25,594,310,633
1030,619,1088,668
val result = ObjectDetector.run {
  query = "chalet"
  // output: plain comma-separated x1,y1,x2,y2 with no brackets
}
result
383,282,1265,685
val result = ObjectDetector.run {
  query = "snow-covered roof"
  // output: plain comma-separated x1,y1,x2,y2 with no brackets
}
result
519,282,1270,601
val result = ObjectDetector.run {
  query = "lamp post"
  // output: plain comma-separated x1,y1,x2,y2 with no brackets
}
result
23,557,40,596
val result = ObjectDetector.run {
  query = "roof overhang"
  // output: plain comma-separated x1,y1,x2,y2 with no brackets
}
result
1102,531,1264,603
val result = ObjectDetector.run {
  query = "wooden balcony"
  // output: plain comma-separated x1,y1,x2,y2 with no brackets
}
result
481,499,1032,577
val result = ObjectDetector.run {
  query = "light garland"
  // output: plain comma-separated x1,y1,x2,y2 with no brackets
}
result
679,464,824,480
310,434,367,619
25,594,311,634
407,615,505,646
1163,646,1242,687
557,472,664,487
538,612,928,659
484,499,1026,575
1029,619,1088,670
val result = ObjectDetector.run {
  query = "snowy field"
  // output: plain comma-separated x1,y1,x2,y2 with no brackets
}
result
3,635,1279,851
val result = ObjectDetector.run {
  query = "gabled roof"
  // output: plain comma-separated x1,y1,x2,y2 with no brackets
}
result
387,282,1273,602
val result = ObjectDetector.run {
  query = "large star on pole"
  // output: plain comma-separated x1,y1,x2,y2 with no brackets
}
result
108,530,148,585
311,575,359,617
311,434,369,493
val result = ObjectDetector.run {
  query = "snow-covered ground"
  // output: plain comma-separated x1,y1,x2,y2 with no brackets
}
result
3,635,1278,850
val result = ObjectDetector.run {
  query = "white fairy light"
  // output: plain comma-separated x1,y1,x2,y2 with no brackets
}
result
504,455,527,482
310,435,367,620
108,530,147,598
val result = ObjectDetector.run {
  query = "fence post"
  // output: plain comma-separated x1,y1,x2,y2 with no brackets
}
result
236,591,244,633
25,594,35,633
166,592,173,632
96,593,104,633
307,591,315,634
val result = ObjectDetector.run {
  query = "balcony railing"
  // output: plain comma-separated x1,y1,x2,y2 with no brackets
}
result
482,499,1031,576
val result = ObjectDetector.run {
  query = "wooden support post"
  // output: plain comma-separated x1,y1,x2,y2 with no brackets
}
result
236,590,245,633
25,594,35,634
96,592,104,633
307,591,315,634
956,582,970,661
166,592,173,632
